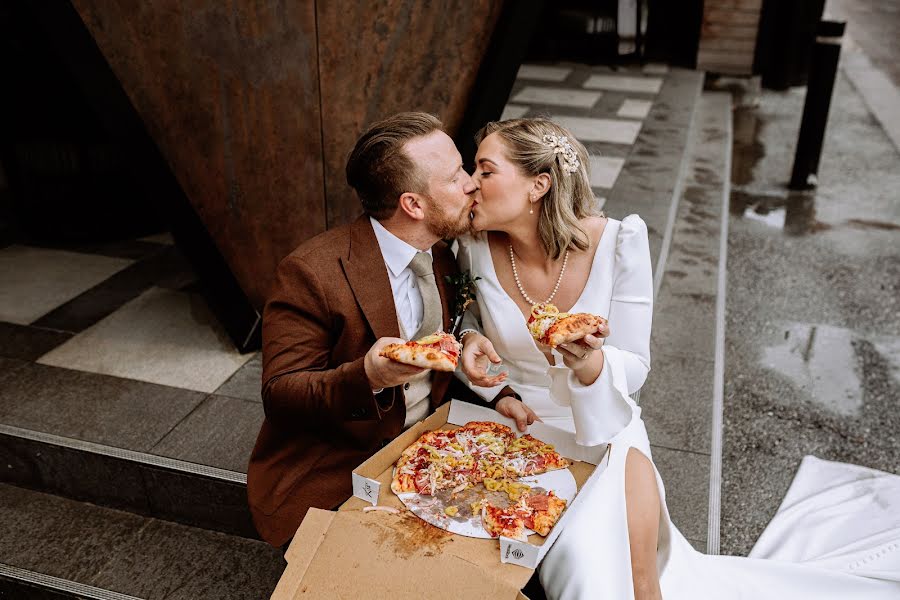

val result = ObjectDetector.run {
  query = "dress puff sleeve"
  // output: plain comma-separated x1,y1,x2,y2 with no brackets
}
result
548,215,653,446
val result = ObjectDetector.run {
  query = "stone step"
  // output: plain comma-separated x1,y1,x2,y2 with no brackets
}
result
0,483,283,599
1,423,255,538
637,90,733,554
0,358,260,538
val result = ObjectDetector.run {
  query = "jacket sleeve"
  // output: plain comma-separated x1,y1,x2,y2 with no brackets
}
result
260,255,386,433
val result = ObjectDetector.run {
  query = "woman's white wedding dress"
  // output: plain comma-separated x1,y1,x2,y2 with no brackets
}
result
457,215,900,599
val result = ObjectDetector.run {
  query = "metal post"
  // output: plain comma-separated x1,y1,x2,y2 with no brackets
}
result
789,20,845,190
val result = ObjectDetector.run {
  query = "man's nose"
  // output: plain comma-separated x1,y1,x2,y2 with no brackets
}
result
464,172,478,194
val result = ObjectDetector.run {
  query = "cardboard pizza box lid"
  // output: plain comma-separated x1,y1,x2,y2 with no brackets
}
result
271,399,609,599
274,508,526,600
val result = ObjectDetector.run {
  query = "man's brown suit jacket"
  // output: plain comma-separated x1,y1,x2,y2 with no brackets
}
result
247,216,459,546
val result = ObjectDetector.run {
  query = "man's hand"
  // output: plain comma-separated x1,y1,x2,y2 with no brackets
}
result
460,332,507,387
496,396,541,433
364,337,426,390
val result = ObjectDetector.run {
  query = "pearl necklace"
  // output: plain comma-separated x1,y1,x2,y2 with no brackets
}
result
508,244,569,305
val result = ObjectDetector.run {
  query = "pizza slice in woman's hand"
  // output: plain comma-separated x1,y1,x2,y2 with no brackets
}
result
379,331,462,372
527,302,607,349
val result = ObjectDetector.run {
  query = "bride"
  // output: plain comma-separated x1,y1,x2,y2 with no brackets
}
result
455,118,900,599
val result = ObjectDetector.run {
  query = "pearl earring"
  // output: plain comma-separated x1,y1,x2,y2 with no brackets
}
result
529,204,534,215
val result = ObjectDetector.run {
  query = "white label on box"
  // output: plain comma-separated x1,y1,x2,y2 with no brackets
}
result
351,472,380,506
499,537,541,569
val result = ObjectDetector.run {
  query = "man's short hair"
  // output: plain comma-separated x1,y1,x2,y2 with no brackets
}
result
346,112,443,220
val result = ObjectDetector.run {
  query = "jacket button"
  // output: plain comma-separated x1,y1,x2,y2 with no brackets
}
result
404,383,410,391
381,438,391,448
350,408,368,418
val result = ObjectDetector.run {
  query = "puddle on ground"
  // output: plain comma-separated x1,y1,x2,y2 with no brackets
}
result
730,189,830,235
732,105,766,186
762,323,900,416
762,322,862,416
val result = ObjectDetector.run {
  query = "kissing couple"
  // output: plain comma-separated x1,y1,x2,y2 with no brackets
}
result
249,112,900,600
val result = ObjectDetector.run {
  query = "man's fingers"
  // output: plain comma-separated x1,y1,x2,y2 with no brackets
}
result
514,410,528,432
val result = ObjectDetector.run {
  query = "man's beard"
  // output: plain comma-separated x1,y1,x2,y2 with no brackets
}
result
425,199,474,239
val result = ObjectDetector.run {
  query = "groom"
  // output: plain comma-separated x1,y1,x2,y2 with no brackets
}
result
247,112,513,547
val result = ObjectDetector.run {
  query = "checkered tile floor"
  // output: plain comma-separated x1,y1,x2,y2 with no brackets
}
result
0,234,263,471
501,62,670,210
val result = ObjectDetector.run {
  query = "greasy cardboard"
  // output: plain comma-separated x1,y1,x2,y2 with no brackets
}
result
272,400,609,600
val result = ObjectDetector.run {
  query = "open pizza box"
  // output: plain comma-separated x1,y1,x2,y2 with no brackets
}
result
270,399,609,600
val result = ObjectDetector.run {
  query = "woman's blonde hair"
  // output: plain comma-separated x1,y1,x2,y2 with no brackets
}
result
475,118,600,260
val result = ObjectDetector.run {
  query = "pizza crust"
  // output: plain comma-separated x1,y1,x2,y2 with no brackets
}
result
380,343,456,371
544,313,606,348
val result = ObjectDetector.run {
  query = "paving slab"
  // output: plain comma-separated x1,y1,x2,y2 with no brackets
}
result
551,115,642,145
32,245,196,333
38,287,252,393
214,352,263,402
587,155,626,189
151,394,263,472
0,361,205,451
511,86,602,108
583,74,663,94
500,104,530,120
0,245,133,325
87,517,283,600
0,482,145,583
0,322,73,361
651,445,710,542
0,483,282,600
517,64,573,82
641,351,714,454
617,98,653,119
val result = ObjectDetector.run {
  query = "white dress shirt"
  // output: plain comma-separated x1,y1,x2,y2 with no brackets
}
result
370,217,431,338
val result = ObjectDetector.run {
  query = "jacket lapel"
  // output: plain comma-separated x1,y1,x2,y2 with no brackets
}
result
341,216,400,340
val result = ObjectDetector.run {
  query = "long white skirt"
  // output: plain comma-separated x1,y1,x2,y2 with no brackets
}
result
539,418,900,600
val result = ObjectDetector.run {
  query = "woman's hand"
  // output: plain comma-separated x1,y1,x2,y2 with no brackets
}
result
495,396,541,432
552,323,608,386
460,332,508,387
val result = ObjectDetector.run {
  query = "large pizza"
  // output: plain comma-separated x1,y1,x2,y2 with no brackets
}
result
391,421,571,541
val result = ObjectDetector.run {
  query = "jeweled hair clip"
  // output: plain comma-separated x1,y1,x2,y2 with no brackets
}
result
542,134,580,174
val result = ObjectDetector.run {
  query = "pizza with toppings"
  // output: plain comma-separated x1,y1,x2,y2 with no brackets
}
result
527,302,607,349
392,421,570,538
505,434,571,476
481,490,568,540
379,331,462,372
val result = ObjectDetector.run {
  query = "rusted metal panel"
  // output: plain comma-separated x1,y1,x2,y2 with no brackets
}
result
72,0,326,308
316,1,505,228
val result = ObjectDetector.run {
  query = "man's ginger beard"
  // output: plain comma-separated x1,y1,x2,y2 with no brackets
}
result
423,197,474,240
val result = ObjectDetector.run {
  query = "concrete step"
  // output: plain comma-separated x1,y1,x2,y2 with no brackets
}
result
637,90,733,554
0,483,283,599
1,423,255,539
0,358,260,538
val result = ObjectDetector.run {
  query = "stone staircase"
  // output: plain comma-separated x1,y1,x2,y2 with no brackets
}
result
629,91,733,553
0,65,733,598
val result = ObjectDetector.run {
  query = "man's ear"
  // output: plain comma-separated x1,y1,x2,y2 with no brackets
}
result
532,173,551,199
397,192,426,221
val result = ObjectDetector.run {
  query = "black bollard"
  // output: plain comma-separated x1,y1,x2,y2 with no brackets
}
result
789,20,845,190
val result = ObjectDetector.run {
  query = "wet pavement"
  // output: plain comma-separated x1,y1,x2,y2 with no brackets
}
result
721,70,900,555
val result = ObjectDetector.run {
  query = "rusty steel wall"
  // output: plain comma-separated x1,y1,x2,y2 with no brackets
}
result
71,1,502,308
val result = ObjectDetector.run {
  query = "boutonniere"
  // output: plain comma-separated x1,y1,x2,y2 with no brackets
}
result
444,270,481,336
